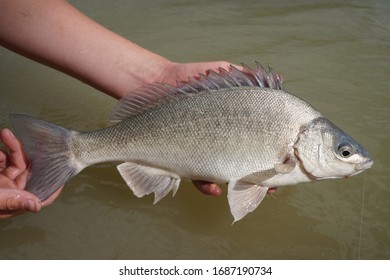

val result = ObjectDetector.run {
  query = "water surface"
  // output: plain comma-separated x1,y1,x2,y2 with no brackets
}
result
0,0,389,259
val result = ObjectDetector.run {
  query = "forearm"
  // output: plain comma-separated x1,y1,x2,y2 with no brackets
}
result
0,0,172,99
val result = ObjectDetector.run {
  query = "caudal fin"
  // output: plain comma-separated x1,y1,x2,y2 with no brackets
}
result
9,114,82,201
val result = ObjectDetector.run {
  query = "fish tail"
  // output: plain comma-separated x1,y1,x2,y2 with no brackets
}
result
9,114,83,201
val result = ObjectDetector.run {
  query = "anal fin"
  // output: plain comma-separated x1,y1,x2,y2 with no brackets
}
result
117,162,181,204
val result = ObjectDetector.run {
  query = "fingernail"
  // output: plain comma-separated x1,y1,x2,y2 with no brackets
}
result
24,199,40,212
5,129,15,138
211,185,222,196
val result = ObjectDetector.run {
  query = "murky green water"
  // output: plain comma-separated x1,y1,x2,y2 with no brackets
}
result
0,0,389,259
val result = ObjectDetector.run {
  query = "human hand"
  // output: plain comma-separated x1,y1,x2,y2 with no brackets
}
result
0,128,62,218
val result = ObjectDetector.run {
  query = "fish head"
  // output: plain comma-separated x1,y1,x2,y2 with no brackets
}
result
294,117,373,180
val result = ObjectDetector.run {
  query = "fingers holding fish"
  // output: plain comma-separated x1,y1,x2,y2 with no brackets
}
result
192,180,222,196
191,180,277,196
0,127,63,219
267,187,277,194
0,128,28,181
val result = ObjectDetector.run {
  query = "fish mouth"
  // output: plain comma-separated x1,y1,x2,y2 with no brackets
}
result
356,159,374,171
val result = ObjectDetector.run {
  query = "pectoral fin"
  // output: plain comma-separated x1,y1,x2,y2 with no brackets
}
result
274,156,296,174
228,180,269,223
117,162,181,204
240,168,277,183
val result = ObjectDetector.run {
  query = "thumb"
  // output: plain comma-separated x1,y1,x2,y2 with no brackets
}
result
0,188,42,214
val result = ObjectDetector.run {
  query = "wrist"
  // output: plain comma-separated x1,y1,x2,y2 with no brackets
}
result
113,49,175,99
140,56,176,86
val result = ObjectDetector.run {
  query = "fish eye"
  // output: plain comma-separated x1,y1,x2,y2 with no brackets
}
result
338,143,354,158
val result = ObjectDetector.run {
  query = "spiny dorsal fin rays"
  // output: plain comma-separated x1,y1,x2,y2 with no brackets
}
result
255,62,269,88
218,67,243,87
109,62,285,122
188,76,210,92
267,66,279,90
197,73,214,90
229,65,254,86
264,65,283,90
175,81,199,93
242,61,284,90
242,63,263,87
207,69,234,88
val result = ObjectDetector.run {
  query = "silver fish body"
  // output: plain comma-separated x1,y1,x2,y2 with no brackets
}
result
76,88,319,181
10,63,373,222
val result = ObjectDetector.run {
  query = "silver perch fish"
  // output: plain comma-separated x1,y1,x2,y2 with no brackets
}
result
10,62,373,222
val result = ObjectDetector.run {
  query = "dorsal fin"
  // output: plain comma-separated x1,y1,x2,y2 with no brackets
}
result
110,61,284,122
